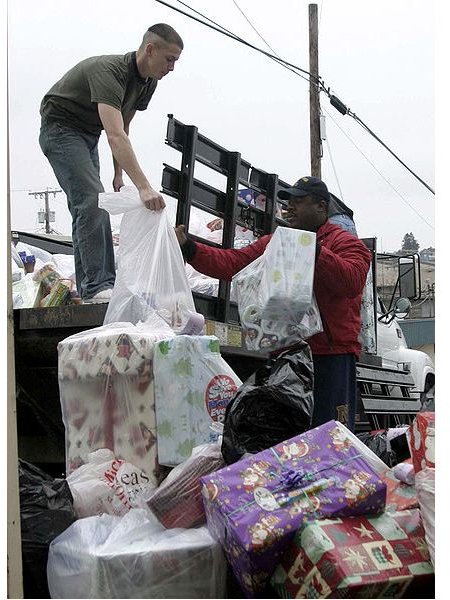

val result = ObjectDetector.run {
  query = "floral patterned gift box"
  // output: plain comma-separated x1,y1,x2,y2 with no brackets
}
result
200,420,388,598
271,509,434,598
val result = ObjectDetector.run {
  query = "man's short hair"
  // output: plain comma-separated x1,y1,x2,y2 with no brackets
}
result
141,23,184,50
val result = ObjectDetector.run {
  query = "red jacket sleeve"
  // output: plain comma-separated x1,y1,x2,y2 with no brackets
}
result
315,231,372,298
189,235,271,281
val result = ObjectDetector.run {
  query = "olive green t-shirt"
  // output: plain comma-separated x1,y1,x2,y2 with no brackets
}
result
40,52,157,136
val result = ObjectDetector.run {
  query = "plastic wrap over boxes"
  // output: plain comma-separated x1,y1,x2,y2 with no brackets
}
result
271,509,434,598
58,322,173,485
47,509,227,599
153,335,242,466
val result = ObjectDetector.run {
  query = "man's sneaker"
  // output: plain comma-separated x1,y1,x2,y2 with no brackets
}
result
83,289,113,304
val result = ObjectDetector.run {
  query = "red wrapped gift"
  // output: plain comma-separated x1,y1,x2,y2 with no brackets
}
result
408,413,435,474
147,443,224,529
381,467,419,513
272,509,434,598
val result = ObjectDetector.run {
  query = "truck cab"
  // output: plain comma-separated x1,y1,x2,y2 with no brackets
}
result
376,295,435,399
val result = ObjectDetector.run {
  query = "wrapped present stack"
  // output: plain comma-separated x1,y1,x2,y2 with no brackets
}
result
200,420,388,597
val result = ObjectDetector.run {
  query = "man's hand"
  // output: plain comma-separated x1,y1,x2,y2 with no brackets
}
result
139,187,166,210
175,224,188,246
113,175,125,192
206,218,223,231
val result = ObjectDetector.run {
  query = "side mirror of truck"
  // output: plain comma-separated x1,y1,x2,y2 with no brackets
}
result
398,255,421,300
393,297,411,318
378,297,411,324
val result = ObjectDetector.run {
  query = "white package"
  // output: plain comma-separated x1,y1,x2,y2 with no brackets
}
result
153,335,242,465
47,509,227,599
99,187,196,330
58,316,175,483
233,253,322,352
261,226,316,322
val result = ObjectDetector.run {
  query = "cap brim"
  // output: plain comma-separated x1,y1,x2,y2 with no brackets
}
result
277,188,309,200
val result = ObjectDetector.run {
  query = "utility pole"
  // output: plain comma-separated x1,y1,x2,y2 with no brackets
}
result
309,3,322,178
29,188,62,234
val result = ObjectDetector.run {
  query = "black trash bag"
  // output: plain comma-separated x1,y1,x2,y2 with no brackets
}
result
356,430,411,467
221,342,314,464
18,460,77,599
357,431,393,466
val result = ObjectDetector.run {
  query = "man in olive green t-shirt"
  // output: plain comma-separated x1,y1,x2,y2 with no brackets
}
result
39,23,183,302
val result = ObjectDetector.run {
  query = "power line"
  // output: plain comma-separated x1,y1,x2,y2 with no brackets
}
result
322,106,434,230
220,0,432,228
157,0,434,196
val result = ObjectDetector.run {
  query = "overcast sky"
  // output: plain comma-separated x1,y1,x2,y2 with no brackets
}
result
7,0,435,252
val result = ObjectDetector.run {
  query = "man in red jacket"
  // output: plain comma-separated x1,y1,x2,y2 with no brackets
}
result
175,176,372,431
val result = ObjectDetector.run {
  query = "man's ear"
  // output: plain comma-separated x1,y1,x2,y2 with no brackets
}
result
145,42,155,56
318,199,328,216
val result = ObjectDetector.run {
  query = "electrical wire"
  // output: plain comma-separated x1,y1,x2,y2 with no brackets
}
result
228,0,309,81
224,0,432,229
158,0,316,81
322,106,434,230
325,136,344,200
156,0,435,197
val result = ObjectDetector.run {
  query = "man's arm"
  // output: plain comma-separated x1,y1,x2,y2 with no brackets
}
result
316,234,371,298
98,103,165,210
112,110,135,192
175,225,270,280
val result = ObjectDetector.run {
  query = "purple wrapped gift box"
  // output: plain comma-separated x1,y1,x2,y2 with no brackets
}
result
200,420,387,598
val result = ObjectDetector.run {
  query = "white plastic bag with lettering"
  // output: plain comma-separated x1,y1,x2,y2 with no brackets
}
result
66,448,155,518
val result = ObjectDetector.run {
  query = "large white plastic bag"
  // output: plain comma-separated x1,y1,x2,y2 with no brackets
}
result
233,253,322,351
153,335,242,465
66,448,155,518
99,187,196,329
47,508,227,599
58,316,175,482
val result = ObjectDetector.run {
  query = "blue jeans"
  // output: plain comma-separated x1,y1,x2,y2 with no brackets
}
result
39,118,115,299
328,214,358,236
312,354,357,432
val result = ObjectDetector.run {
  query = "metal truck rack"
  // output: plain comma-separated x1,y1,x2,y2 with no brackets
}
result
161,114,419,431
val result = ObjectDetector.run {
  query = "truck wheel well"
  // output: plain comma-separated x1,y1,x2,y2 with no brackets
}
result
424,373,435,393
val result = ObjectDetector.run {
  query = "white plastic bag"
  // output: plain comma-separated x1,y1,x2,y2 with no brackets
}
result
66,448,156,518
47,508,227,599
99,187,196,330
415,467,435,566
261,226,316,322
233,252,322,352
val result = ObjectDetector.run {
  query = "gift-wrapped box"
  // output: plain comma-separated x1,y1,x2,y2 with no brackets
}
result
153,335,241,466
147,442,225,529
415,467,435,566
47,509,227,599
408,412,435,474
271,508,434,599
381,467,419,514
200,421,387,597
58,321,174,484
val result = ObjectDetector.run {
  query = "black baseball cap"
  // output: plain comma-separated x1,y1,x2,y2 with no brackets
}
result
277,176,330,203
